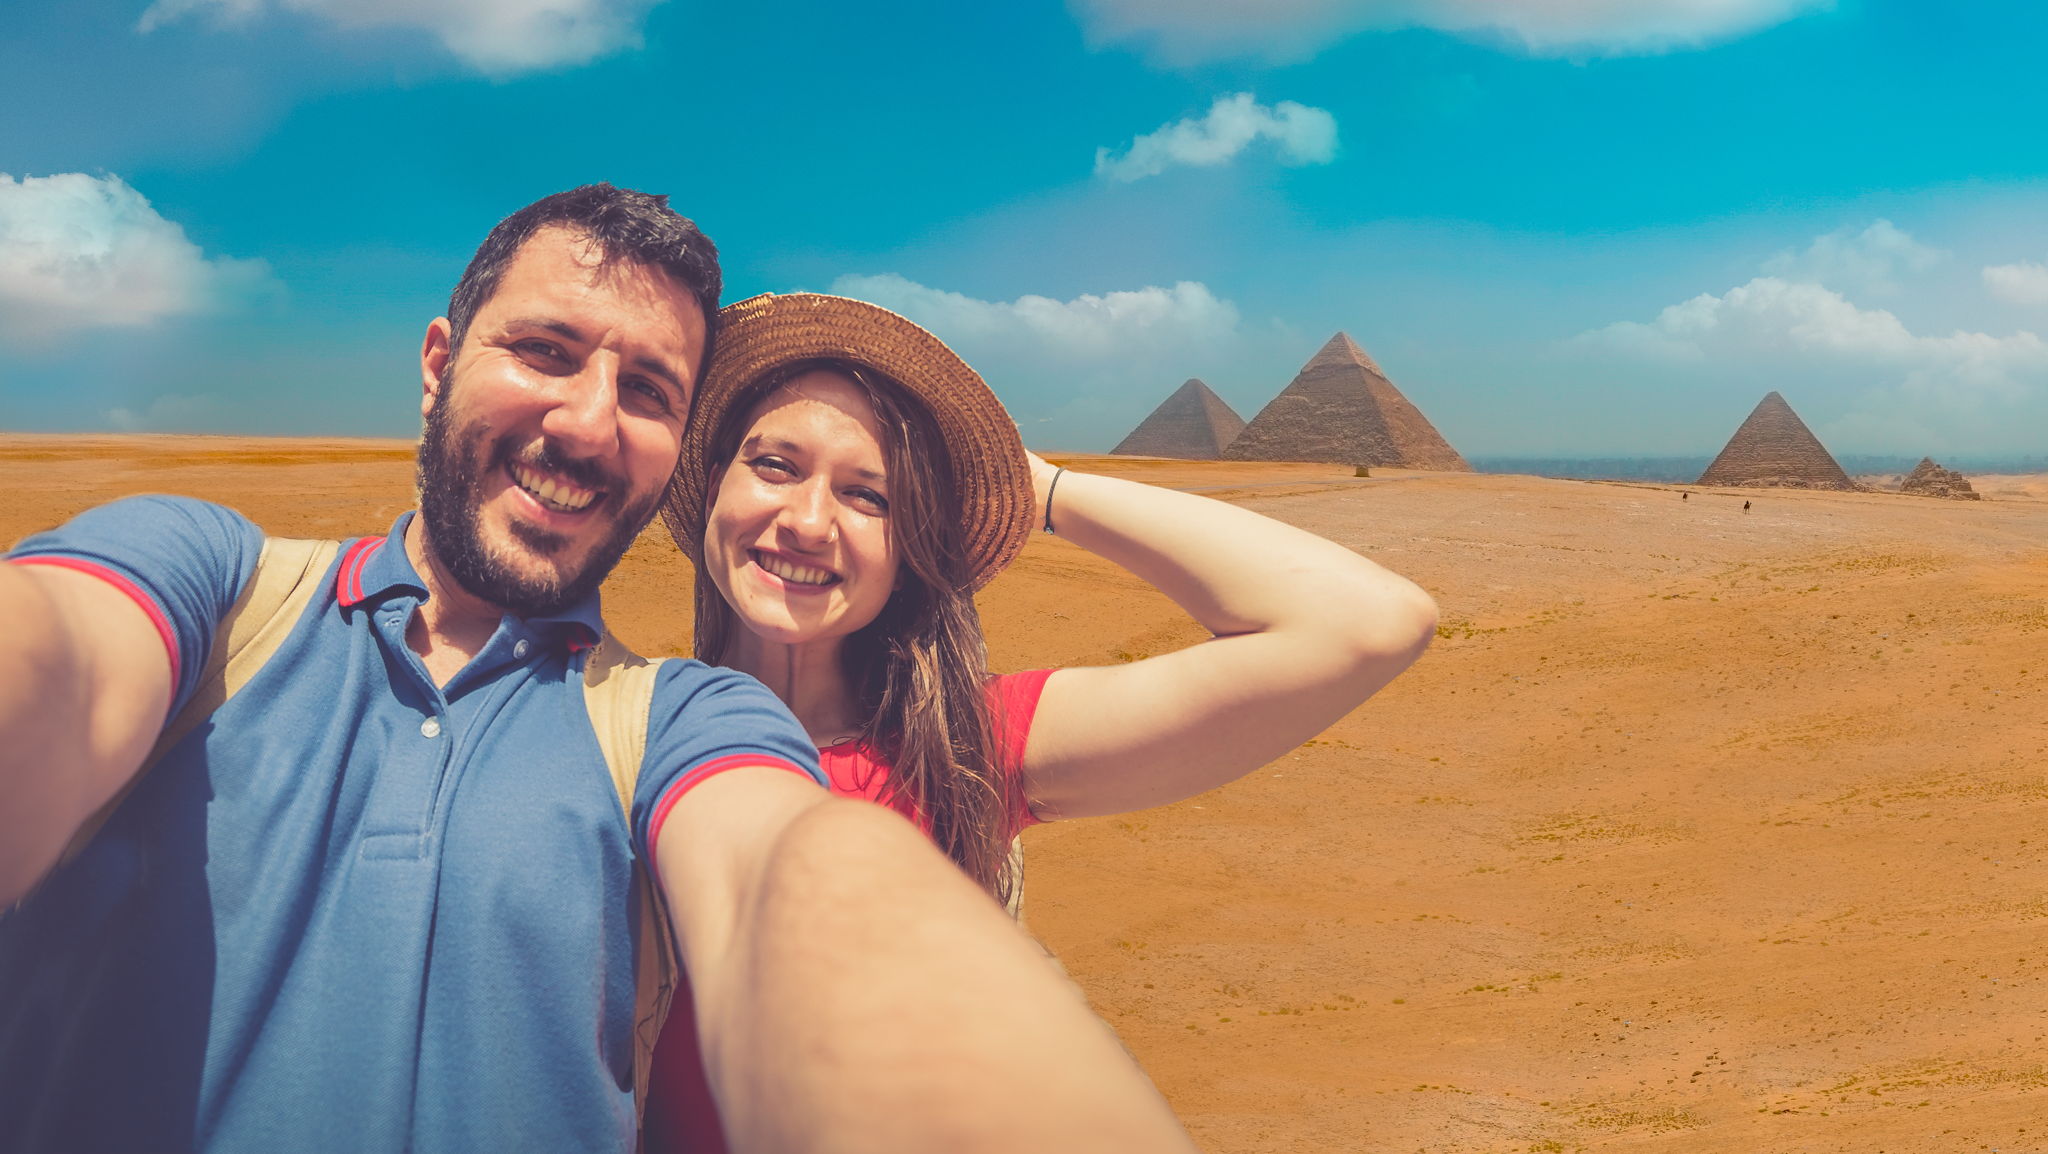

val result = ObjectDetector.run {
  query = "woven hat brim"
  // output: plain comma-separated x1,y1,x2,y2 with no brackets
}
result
663,292,1033,594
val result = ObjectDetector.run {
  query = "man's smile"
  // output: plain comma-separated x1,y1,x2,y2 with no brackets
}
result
509,460,602,513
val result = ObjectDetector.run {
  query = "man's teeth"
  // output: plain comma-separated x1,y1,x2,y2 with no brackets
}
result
512,464,598,512
755,552,836,586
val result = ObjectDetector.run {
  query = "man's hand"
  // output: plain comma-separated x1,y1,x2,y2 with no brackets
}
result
655,768,1196,1153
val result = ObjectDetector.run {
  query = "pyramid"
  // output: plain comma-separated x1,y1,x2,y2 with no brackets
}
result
1899,457,1981,500
1222,333,1470,470
1111,378,1246,459
1696,392,1855,490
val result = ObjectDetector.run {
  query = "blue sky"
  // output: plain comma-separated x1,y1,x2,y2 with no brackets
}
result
6,0,2048,457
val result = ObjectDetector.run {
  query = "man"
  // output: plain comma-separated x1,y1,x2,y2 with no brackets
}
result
0,186,1192,1153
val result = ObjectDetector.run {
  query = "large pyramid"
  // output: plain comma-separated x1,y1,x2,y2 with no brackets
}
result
1111,378,1246,458
1696,392,1855,490
1222,333,1470,470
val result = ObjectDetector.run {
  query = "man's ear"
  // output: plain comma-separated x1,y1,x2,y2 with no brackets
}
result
420,318,454,420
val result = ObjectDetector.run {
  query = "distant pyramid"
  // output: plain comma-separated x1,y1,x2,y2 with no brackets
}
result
1696,392,1855,490
1899,457,1982,500
1111,378,1246,459
1223,333,1470,470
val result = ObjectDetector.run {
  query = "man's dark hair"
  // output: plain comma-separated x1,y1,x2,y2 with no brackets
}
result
446,184,722,370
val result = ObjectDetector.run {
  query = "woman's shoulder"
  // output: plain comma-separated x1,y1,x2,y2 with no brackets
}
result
985,667,1054,693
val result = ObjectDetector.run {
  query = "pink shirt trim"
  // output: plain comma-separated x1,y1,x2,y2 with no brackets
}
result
645,754,815,859
9,556,181,692
333,537,384,607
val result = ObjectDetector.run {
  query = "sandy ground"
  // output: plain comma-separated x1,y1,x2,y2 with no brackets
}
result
7,436,2047,1153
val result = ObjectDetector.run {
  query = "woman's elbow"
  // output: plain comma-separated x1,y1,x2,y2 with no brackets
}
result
1341,575,1438,673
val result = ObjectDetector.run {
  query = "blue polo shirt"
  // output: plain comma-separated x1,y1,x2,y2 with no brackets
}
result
0,496,821,1154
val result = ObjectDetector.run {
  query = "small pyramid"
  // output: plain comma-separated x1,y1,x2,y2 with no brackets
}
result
1696,392,1855,491
1899,457,1982,500
1222,333,1470,470
1111,378,1246,459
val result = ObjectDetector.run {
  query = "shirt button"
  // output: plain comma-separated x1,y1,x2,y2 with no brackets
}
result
420,717,442,739
513,640,530,659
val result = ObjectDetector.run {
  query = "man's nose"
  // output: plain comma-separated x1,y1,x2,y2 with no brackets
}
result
539,357,623,459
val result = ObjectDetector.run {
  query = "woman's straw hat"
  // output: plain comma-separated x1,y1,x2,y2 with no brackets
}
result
662,292,1034,593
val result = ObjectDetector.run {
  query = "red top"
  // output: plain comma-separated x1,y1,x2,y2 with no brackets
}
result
642,669,1056,1154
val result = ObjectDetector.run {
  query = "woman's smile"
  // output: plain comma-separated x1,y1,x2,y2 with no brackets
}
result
748,548,841,589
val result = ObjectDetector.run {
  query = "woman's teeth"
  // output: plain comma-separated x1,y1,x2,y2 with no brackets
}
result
753,551,837,586
512,463,598,512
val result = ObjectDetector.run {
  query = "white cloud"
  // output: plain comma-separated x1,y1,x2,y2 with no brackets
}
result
1983,261,2048,307
1095,93,1338,182
0,173,274,347
1759,219,1941,297
1586,223,2032,390
826,273,1259,449
1565,218,2048,452
830,273,1241,360
1070,0,1831,65
1583,277,2043,370
1577,275,2048,449
137,0,661,76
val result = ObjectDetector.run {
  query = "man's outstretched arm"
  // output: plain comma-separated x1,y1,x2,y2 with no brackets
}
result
656,768,1197,1154
0,562,174,904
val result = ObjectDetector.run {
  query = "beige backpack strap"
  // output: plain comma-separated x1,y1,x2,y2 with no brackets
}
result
148,536,342,764
580,631,676,1143
53,536,342,871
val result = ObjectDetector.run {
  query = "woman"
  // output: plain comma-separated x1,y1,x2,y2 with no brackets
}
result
646,293,1438,1152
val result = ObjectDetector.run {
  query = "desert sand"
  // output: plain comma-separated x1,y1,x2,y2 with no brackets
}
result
6,436,2046,1153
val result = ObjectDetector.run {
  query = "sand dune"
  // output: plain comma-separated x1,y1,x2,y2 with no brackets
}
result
8,438,2046,1153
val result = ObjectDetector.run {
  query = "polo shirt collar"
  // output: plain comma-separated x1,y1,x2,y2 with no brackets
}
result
336,511,605,651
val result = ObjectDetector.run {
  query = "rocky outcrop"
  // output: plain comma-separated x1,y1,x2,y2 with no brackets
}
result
1900,457,1982,500
1111,378,1246,459
1696,392,1856,490
1223,333,1470,470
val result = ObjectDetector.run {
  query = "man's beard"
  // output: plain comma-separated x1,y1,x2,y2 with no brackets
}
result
415,385,663,618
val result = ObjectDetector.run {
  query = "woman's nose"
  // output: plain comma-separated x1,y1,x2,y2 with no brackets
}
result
777,478,837,545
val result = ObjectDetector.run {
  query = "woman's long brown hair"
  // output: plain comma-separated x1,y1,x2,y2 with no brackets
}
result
691,360,1020,906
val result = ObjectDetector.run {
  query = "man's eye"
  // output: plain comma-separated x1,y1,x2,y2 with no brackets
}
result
624,379,672,411
515,339,562,361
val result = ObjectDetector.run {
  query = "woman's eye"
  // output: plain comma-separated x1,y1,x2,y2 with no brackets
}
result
849,488,889,514
748,455,795,479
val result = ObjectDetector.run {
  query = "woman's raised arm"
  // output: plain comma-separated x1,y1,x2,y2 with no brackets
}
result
1017,452,1437,821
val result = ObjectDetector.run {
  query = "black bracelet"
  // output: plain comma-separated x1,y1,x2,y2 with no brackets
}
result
1043,467,1067,534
